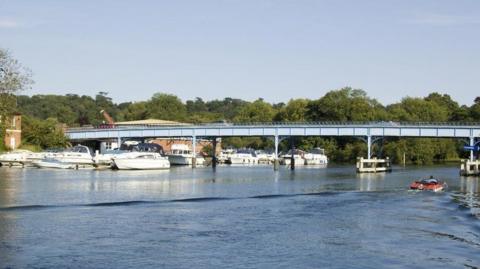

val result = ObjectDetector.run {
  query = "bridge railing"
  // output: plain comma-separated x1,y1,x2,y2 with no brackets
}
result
65,121,480,133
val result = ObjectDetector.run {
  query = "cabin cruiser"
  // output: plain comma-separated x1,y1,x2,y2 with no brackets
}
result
410,177,446,192
0,150,32,166
167,144,205,165
279,149,305,165
227,149,259,165
303,148,328,165
32,145,95,169
94,149,128,167
255,150,275,164
217,148,235,164
112,143,170,170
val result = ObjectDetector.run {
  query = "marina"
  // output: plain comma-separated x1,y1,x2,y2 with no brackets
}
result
59,122,480,174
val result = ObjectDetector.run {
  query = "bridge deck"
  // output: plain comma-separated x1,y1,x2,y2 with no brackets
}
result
66,122,480,140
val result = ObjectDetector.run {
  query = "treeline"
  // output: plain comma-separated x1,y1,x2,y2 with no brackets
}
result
15,88,480,164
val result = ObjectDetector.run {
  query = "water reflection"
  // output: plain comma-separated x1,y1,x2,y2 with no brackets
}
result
459,177,480,194
356,173,386,191
457,177,480,218
0,168,16,265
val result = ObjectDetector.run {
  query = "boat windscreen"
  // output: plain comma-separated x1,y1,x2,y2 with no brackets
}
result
421,178,438,184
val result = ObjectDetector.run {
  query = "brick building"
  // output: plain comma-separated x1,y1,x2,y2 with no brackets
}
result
3,113,22,150
150,137,222,155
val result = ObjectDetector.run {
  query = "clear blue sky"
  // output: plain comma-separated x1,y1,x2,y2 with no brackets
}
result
1,0,479,105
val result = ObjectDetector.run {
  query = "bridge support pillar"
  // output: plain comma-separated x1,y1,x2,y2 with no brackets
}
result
192,135,197,168
274,135,279,171
212,137,217,169
290,137,295,170
117,136,122,148
470,136,475,162
367,135,372,159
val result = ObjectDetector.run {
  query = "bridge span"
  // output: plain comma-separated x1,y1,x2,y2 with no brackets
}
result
66,122,480,162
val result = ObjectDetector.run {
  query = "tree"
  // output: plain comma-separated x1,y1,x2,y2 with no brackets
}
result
1,48,33,150
386,97,449,122
21,116,68,149
274,99,308,122
306,87,386,121
470,96,480,121
0,48,33,95
118,101,148,121
146,93,187,121
233,99,276,123
1,48,33,117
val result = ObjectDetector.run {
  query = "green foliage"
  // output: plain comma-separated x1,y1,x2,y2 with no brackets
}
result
21,116,69,149
274,99,308,122
306,87,386,121
117,101,148,121
147,93,187,121
386,97,449,122
383,138,460,165
0,48,33,95
233,99,276,123
222,137,273,149
17,93,115,126
19,144,42,152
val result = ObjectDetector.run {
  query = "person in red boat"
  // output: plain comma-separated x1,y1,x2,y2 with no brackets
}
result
410,176,446,192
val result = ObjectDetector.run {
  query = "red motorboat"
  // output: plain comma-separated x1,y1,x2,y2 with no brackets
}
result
410,177,446,192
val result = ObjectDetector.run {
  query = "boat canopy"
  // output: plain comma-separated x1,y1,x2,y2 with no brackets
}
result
131,143,164,154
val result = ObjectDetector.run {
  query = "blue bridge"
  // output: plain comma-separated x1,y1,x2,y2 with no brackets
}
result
66,122,480,162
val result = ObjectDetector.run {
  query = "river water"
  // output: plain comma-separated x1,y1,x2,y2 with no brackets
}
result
0,164,479,268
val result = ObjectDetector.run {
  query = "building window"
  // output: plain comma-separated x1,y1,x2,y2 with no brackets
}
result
105,142,112,150
12,117,16,128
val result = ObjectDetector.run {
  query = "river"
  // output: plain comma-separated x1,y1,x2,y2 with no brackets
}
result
0,165,479,268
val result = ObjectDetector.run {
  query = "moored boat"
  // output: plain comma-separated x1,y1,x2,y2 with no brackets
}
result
255,150,275,164
32,145,94,169
31,159,78,169
227,149,259,165
113,152,170,170
112,143,170,170
167,144,205,165
0,150,32,166
279,149,305,166
304,148,328,165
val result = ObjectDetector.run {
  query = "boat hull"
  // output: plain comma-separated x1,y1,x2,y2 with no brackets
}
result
227,156,258,165
410,182,445,192
32,160,77,169
168,155,205,165
114,158,170,170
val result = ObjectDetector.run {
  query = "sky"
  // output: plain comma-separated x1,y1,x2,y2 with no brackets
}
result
1,0,479,105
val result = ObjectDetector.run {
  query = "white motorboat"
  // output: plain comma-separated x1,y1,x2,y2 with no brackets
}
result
255,150,275,164
55,145,94,165
217,148,235,164
303,148,328,165
279,149,305,165
227,149,259,165
94,149,128,167
112,143,170,170
0,150,32,166
113,152,170,170
32,145,94,169
167,144,205,165
31,159,78,169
